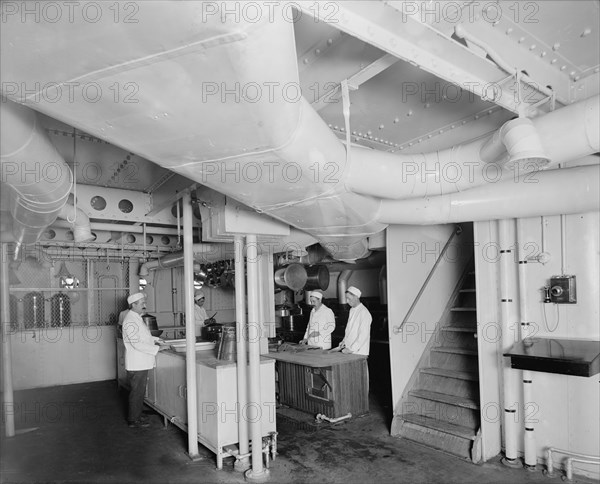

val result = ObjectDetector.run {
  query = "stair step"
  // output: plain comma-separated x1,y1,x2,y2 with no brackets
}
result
451,307,476,312
420,368,478,382
432,347,478,356
410,389,479,410
399,413,477,441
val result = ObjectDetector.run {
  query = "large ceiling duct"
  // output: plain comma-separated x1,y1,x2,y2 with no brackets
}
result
0,100,72,256
1,4,598,261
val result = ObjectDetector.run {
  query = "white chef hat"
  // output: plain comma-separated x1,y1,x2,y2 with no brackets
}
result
194,291,205,300
127,292,145,305
310,290,323,300
346,286,362,298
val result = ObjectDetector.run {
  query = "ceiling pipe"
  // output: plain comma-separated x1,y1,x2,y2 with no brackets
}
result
337,270,353,305
138,243,231,276
3,7,598,261
376,164,599,225
347,95,599,201
0,100,72,257
57,202,94,242
322,251,386,273
51,219,188,236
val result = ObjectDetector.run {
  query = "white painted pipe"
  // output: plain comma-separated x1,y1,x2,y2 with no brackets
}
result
377,164,600,225
498,219,520,466
517,219,537,469
245,234,268,479
1,243,15,437
138,243,230,276
546,447,600,478
234,235,250,471
182,191,199,458
57,202,93,242
337,270,353,304
316,413,352,423
348,95,599,201
0,100,72,250
565,457,600,481
51,219,188,236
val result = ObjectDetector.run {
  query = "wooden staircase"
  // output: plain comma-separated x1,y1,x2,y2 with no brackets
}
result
393,269,481,461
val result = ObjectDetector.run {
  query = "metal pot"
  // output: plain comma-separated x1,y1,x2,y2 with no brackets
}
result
275,305,291,317
142,314,158,331
274,263,307,291
305,265,330,291
202,322,223,342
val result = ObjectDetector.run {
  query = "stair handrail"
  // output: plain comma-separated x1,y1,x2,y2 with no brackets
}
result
393,225,462,334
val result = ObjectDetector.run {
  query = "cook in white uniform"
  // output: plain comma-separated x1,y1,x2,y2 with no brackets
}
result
330,286,372,356
122,292,165,428
299,290,335,349
194,290,209,336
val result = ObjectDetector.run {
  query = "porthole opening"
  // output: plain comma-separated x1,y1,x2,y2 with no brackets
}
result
118,199,134,214
90,195,107,211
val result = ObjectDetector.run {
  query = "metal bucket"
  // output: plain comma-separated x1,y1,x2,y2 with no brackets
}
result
217,326,237,361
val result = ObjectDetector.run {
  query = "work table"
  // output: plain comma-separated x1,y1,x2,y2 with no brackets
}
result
162,347,274,369
267,347,369,419
266,349,367,367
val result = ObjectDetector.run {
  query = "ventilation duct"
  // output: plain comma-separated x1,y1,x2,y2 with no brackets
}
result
57,202,94,243
480,117,550,170
0,100,72,256
138,244,227,276
2,8,598,261
376,164,600,225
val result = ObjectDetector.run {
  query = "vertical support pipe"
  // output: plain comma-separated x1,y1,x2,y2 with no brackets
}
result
1,243,15,437
337,270,353,304
498,219,521,468
234,235,250,471
245,235,269,481
183,191,199,458
517,219,537,470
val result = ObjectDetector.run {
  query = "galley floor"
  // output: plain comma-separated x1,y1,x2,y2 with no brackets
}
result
0,380,595,484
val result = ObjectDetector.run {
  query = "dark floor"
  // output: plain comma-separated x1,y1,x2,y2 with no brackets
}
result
0,380,595,484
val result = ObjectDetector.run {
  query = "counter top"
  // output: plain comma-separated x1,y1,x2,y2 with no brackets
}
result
160,348,274,369
266,349,367,367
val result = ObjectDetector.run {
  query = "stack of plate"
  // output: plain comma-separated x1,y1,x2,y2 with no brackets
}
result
168,340,216,353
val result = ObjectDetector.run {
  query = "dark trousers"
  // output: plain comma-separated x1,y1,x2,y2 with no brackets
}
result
127,369,148,423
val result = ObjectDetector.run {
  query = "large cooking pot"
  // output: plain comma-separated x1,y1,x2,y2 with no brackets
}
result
142,314,158,330
274,264,307,291
304,265,330,291
142,314,162,336
202,322,223,342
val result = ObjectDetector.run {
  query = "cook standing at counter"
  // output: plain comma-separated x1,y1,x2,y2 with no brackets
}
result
299,290,335,349
330,286,372,356
194,290,209,336
122,292,165,428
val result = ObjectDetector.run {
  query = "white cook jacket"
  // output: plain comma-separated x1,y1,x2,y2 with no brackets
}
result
122,310,159,371
194,304,208,336
303,304,336,349
341,303,372,356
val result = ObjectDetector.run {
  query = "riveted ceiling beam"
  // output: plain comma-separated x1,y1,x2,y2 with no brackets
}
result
299,1,557,116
